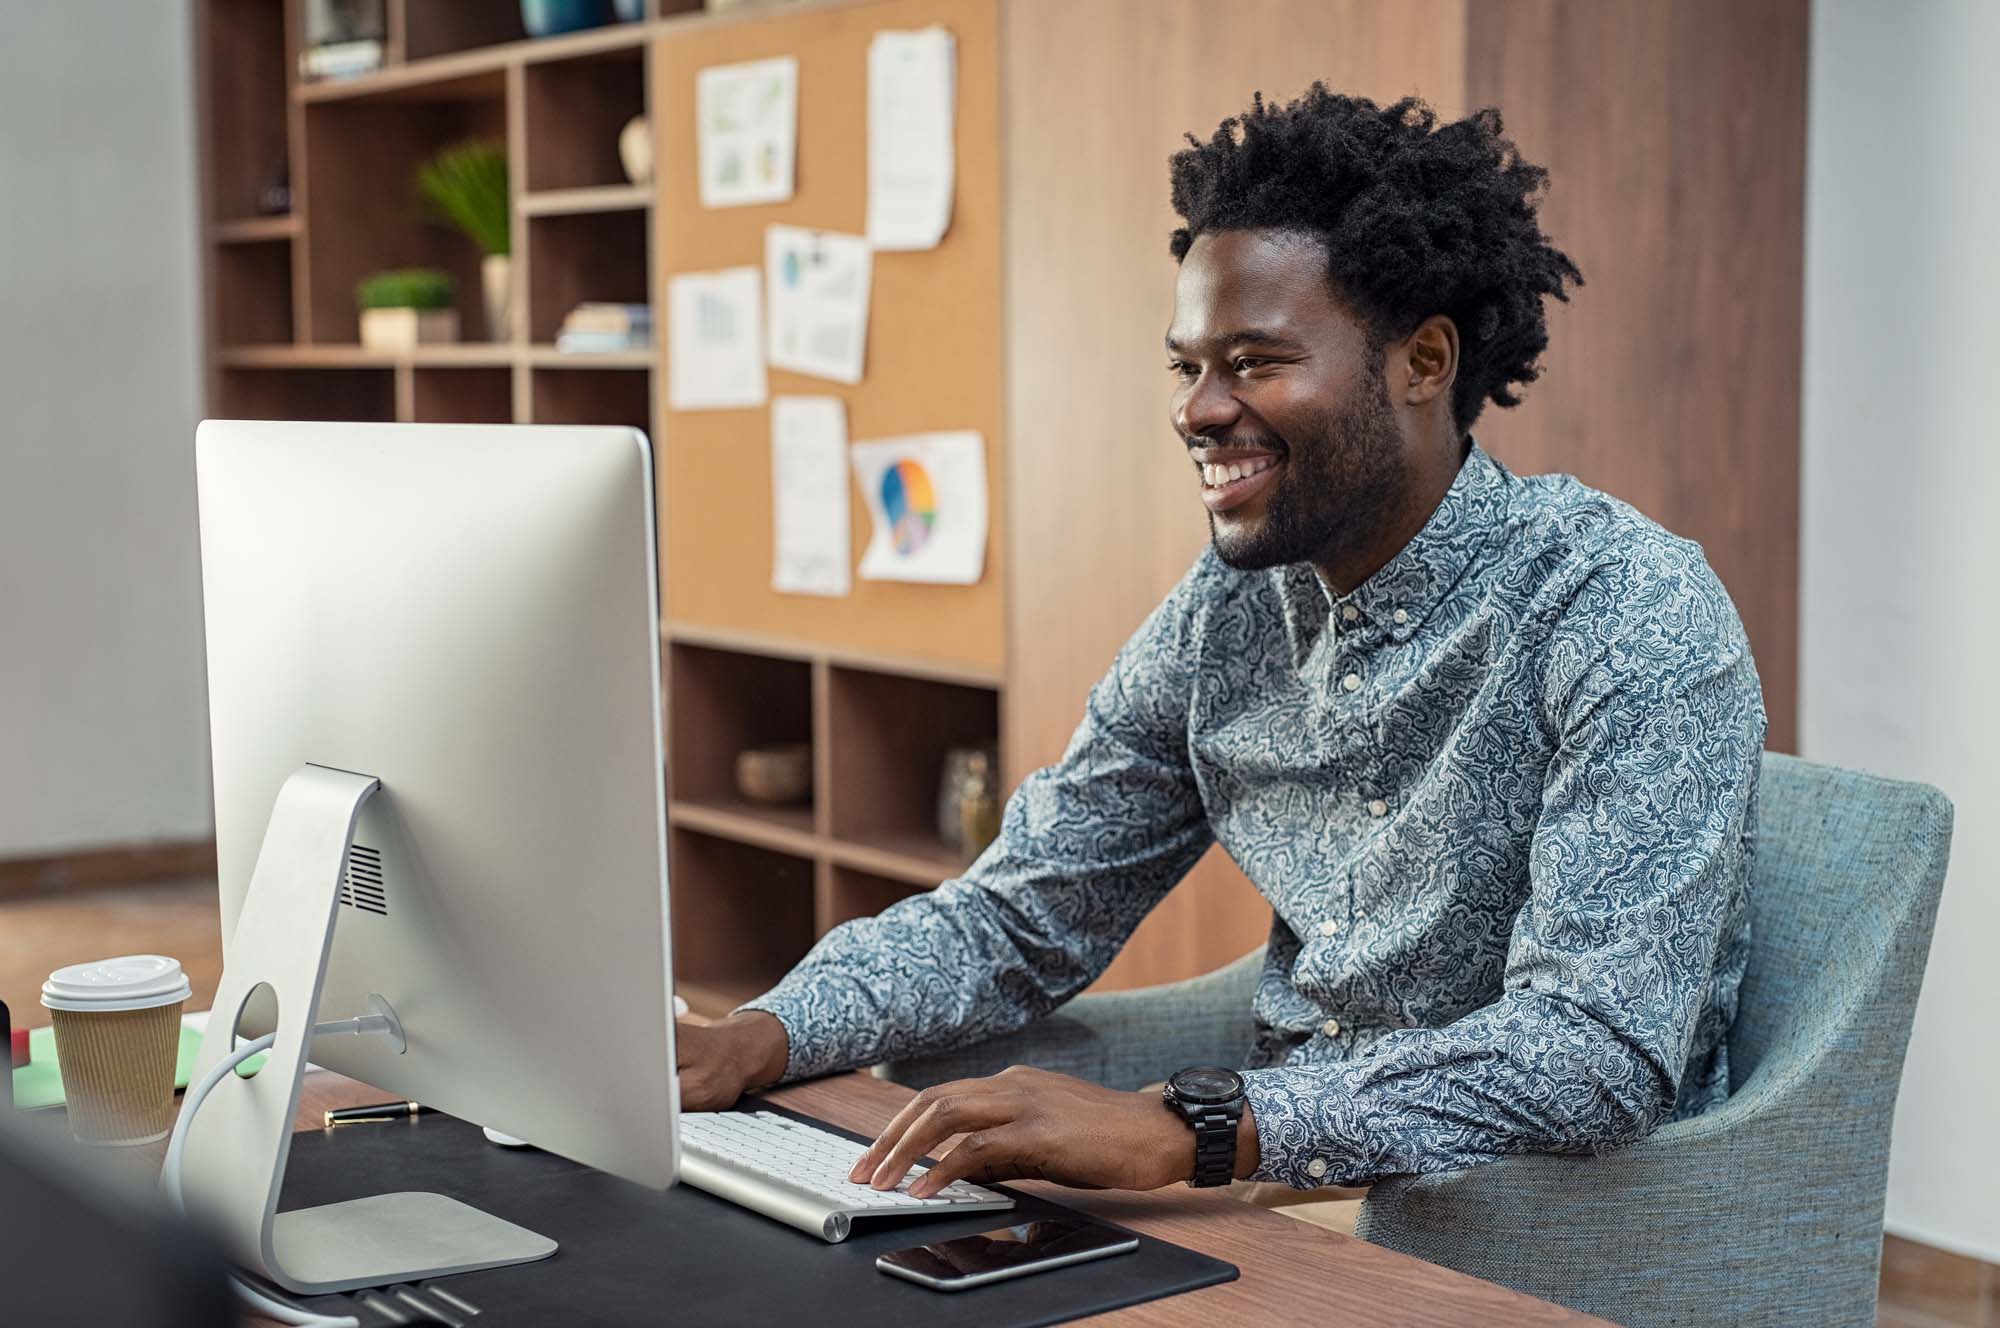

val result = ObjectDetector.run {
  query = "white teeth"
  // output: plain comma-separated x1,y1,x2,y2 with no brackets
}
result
1200,456,1282,487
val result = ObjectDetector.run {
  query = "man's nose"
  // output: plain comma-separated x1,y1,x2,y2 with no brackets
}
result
1176,370,1241,438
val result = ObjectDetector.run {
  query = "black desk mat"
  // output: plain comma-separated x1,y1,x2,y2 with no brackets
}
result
281,1099,1237,1326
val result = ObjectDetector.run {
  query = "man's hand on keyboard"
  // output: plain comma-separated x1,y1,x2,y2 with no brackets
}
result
675,1010,791,1111
850,1064,1247,1197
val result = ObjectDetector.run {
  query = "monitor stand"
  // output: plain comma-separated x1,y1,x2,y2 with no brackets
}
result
179,764,557,1295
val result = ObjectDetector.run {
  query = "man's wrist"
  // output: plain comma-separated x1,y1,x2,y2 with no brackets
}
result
724,1010,791,1090
1233,1107,1260,1180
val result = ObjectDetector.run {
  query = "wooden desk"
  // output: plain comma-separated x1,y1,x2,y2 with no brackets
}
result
251,1069,1615,1327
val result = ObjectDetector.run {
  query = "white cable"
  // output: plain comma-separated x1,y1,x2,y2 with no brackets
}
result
164,1033,360,1328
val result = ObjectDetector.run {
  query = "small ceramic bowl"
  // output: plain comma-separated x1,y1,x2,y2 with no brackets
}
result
735,743,813,806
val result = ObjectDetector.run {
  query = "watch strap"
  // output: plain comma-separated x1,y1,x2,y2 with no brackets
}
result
1186,1100,1242,1188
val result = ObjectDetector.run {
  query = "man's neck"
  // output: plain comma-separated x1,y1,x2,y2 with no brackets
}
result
1311,437,1469,598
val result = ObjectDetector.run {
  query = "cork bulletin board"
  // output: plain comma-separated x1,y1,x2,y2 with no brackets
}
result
651,0,1004,672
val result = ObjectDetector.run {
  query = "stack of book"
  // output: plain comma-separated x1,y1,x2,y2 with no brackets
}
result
300,39,384,81
556,303,653,353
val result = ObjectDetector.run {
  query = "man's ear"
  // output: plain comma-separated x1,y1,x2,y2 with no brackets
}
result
1399,315,1459,409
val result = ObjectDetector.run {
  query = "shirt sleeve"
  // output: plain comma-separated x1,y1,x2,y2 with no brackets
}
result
739,556,1222,1082
1240,545,1765,1189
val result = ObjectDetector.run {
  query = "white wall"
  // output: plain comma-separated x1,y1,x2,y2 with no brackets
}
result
1803,0,2000,1263
0,1,211,855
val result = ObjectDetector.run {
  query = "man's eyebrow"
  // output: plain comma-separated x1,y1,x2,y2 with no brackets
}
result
1164,328,1308,354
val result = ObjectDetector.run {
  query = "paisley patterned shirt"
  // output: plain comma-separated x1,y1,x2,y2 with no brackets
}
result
744,443,1764,1190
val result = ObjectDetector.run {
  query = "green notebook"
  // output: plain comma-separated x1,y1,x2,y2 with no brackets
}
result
11,1023,268,1111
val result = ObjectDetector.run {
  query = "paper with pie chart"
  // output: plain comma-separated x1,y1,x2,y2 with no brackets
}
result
851,431,987,585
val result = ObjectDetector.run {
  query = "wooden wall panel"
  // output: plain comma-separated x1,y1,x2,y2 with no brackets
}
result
1464,0,1807,752
1000,0,1470,991
653,0,1006,672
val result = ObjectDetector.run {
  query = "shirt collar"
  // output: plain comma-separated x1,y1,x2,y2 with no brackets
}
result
1327,441,1512,643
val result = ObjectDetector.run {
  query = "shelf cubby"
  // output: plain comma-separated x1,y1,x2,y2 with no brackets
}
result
213,240,296,346
817,864,927,934
825,666,1001,871
213,367,395,422
399,3,530,63
523,44,647,193
200,0,289,223
525,208,649,344
670,829,816,1016
411,367,512,423
530,366,651,432
301,93,509,344
667,643,815,836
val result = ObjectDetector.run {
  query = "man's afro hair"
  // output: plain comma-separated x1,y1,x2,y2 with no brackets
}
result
1169,87,1582,433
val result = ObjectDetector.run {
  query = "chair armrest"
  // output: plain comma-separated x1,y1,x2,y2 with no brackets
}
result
878,947,1266,1091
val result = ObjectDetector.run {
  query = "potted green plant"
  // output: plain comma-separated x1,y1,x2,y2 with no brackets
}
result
356,268,458,351
418,140,511,341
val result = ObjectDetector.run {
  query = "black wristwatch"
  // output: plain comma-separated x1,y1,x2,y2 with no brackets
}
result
1161,1066,1246,1188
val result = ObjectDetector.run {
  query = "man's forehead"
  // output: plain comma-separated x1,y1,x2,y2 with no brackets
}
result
1168,229,1343,348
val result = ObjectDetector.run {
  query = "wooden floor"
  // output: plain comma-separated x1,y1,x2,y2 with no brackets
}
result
1,877,1989,1325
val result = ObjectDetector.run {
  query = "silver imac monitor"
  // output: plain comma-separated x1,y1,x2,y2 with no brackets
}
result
183,420,677,1295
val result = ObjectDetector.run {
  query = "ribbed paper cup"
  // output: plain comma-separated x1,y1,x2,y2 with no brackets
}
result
43,955,192,1147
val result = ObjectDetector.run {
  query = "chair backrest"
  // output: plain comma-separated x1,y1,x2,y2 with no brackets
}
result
1726,752,1953,1093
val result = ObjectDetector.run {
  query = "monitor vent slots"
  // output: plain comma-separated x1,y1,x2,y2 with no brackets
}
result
340,844,388,916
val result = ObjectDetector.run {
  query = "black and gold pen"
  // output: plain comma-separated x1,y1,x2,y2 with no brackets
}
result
324,1100,427,1128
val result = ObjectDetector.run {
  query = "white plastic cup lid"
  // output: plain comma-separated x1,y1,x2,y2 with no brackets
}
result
42,954,193,1013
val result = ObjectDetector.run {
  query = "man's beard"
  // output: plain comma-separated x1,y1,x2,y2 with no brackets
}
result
1205,376,1408,573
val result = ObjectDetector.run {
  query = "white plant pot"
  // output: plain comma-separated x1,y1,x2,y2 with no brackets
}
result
481,254,513,342
359,307,460,353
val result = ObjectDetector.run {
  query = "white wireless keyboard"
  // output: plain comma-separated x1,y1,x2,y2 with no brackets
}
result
678,1109,1014,1242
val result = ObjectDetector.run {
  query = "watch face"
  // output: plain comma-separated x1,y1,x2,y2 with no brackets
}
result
1169,1067,1244,1105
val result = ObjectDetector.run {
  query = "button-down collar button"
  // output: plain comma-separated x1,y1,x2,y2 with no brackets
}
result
1392,608,1409,625
1317,918,1338,937
1341,672,1361,692
1368,798,1388,818
1340,605,1359,623
1306,1158,1329,1179
1321,1018,1341,1037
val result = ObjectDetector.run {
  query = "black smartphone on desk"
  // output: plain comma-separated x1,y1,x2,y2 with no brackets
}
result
876,1217,1139,1292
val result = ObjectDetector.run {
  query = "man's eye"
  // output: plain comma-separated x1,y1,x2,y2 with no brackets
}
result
1168,360,1198,380
1232,357,1267,374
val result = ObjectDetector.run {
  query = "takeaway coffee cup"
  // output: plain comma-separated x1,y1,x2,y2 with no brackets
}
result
41,955,191,1146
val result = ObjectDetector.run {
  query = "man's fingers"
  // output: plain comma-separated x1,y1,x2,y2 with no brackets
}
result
848,1078,1004,1182
868,1093,1015,1190
910,1124,1034,1198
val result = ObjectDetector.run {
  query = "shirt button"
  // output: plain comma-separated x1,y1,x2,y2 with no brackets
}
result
1317,919,1338,937
1368,798,1388,817
1306,1158,1329,1179
1340,605,1359,623
1341,672,1360,692
1393,608,1409,625
1321,1018,1341,1037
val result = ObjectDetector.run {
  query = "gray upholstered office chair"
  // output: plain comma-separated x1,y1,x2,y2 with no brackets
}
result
882,753,1954,1328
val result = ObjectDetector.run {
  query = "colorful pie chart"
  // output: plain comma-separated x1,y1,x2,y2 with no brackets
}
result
881,459,938,556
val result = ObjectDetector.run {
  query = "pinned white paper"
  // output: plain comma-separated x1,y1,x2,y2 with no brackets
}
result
867,27,957,251
771,396,851,597
667,267,767,411
766,225,872,385
697,55,798,208
852,431,987,585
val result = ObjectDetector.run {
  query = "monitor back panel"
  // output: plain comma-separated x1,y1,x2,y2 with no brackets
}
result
195,419,676,1189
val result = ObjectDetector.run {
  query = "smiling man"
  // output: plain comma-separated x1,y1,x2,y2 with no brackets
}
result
676,88,1765,1222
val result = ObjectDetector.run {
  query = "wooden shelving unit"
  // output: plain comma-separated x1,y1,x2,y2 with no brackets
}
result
194,0,1004,1020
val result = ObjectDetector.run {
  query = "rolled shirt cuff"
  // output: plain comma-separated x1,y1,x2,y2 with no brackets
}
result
733,987,824,1084
1240,1065,1379,1189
